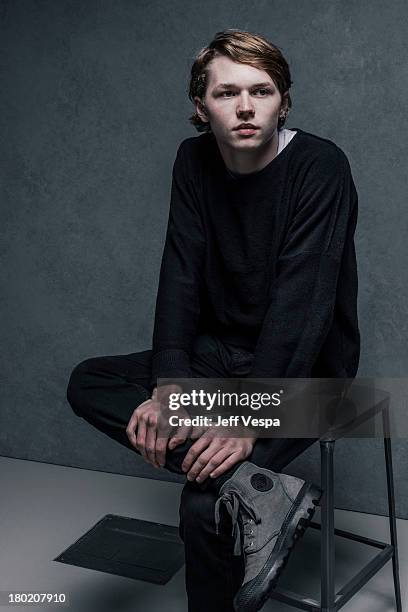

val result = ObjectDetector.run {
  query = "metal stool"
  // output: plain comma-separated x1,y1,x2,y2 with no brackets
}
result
269,388,402,611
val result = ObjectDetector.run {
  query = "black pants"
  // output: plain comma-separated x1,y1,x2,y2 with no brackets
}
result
66,333,316,611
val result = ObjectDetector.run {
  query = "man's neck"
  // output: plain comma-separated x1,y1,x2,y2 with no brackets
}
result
218,129,280,175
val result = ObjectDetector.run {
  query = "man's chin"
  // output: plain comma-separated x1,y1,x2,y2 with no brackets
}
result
230,138,264,151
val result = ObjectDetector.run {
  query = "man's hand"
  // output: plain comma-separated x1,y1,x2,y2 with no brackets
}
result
126,384,181,468
153,385,207,452
126,397,166,468
181,426,257,483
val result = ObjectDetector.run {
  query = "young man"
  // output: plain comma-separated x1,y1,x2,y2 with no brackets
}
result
67,30,360,612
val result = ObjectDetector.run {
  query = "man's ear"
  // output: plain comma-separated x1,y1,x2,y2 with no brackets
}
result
280,91,289,114
194,96,209,123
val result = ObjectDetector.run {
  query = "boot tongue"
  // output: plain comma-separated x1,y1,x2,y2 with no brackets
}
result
214,490,260,556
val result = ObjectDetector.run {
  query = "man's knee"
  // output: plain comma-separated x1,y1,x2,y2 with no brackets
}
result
66,357,99,418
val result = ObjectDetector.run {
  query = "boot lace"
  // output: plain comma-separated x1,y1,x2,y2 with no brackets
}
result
214,491,261,556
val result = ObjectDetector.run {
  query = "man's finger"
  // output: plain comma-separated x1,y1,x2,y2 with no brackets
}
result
155,412,172,465
145,413,159,467
181,436,212,473
126,400,151,449
136,416,148,461
208,451,242,480
126,412,138,449
186,442,223,482
168,437,184,450
194,448,232,483
155,435,169,467
190,425,207,439
168,423,191,449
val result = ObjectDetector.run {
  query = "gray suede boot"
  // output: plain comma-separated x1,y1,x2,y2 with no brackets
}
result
214,461,321,612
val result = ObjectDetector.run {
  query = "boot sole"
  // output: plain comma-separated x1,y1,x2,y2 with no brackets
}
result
233,482,322,612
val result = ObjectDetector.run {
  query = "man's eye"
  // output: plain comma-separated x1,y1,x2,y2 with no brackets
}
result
254,88,271,96
221,91,236,97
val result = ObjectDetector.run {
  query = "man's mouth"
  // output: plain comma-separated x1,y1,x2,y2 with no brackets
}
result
233,123,260,136
233,123,259,131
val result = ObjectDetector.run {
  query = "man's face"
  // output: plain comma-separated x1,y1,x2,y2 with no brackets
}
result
195,55,287,154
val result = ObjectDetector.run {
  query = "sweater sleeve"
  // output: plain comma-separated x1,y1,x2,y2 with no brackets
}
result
150,141,206,388
249,146,358,378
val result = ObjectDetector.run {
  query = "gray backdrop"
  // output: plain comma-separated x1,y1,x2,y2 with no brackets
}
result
1,0,407,517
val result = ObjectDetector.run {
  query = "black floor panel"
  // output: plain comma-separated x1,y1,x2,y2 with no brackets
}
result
54,514,185,584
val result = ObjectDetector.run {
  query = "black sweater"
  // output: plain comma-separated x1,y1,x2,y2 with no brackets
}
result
150,128,360,387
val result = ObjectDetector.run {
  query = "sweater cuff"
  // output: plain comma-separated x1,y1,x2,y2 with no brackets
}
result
150,349,192,389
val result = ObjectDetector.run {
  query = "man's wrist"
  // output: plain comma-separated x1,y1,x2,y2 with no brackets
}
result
152,384,183,406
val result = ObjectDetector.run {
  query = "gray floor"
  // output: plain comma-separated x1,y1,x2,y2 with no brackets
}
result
0,456,406,611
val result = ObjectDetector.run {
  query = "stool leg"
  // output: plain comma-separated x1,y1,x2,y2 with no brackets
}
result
320,440,336,612
383,409,402,612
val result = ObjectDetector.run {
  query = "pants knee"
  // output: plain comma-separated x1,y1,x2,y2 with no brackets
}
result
66,357,98,418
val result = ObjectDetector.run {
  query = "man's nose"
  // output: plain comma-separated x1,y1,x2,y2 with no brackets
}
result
236,92,254,116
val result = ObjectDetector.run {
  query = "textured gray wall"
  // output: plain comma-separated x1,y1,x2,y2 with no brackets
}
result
1,0,407,517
